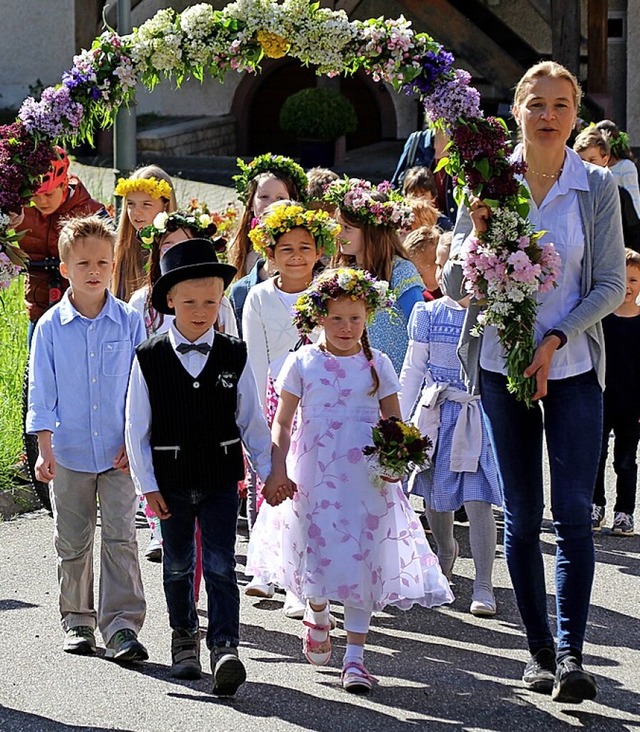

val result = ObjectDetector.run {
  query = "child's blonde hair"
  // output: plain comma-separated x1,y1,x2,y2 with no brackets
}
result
573,128,611,158
58,215,116,263
625,248,640,269
403,225,440,259
406,197,439,230
112,165,177,301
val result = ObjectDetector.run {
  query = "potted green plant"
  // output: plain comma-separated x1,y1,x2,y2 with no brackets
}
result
279,87,357,167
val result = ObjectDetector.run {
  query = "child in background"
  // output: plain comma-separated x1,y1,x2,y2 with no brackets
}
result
399,236,502,616
27,215,147,661
112,165,177,302
129,209,238,564
326,177,424,373
306,166,339,212
230,154,308,280
595,119,640,218
126,239,286,696
573,128,640,251
592,248,640,536
242,203,338,614
247,268,452,693
403,225,442,301
402,167,453,232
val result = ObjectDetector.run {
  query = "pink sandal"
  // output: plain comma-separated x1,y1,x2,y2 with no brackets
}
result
341,661,377,693
302,619,332,666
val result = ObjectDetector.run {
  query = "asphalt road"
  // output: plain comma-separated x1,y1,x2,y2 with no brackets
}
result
1,488,639,732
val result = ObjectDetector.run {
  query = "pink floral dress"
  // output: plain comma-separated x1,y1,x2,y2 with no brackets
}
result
246,344,453,611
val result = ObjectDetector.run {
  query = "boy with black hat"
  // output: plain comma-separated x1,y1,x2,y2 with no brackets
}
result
125,238,292,696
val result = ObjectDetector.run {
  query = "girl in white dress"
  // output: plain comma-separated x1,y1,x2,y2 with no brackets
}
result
247,268,453,694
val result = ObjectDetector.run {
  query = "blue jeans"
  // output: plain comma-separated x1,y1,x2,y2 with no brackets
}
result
480,369,602,656
161,485,239,650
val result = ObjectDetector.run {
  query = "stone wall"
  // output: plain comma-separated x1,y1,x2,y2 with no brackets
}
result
137,116,236,156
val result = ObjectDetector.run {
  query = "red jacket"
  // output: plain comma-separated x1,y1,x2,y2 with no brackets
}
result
19,177,105,321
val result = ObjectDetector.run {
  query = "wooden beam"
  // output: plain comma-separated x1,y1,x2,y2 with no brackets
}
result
395,0,525,95
526,0,551,25
550,0,581,77
587,0,608,93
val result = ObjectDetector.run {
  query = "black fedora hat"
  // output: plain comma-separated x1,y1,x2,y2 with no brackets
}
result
151,238,237,315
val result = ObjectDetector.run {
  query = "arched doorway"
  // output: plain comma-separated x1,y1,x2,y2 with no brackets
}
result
231,59,397,157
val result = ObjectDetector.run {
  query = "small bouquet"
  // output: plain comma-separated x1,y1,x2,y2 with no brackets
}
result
363,416,432,487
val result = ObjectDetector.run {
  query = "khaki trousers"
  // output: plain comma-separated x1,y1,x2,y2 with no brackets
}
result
50,464,146,643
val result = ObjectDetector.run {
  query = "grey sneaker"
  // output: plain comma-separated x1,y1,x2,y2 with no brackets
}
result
211,647,246,696
551,656,597,703
611,512,634,536
523,648,556,694
591,504,605,532
170,629,201,679
105,628,148,663
63,626,97,655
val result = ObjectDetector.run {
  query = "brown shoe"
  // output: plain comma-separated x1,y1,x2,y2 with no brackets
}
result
170,629,201,679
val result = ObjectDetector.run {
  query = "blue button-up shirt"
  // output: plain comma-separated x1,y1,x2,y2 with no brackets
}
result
27,290,145,473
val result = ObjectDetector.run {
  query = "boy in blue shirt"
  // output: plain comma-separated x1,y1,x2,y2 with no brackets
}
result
27,215,147,661
126,238,292,696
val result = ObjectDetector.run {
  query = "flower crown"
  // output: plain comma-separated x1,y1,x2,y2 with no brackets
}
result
114,176,173,200
233,153,308,204
248,204,340,258
293,267,395,336
324,177,414,232
138,209,222,251
187,198,239,238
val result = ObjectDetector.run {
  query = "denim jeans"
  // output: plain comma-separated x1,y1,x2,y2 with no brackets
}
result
480,369,602,656
161,484,239,650
593,406,640,514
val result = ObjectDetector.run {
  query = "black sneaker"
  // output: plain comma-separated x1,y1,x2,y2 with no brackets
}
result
170,629,201,679
63,626,97,655
551,656,597,704
105,628,149,663
211,648,246,696
523,648,556,693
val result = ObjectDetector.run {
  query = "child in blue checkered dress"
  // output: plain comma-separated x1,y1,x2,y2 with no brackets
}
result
399,235,502,617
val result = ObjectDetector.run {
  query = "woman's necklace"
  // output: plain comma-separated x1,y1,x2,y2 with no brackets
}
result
527,166,563,180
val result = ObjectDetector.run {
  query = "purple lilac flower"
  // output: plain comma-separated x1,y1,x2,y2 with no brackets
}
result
423,69,482,131
407,47,454,95
19,86,84,139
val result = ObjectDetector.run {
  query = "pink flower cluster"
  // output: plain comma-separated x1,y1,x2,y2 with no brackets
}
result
462,231,561,308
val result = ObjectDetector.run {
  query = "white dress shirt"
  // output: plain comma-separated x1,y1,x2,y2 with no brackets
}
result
126,322,272,494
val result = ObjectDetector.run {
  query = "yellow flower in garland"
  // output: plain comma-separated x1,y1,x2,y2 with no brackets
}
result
114,176,172,200
249,203,340,258
257,30,290,59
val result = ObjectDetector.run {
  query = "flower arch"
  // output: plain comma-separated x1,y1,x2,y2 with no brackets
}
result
0,0,558,405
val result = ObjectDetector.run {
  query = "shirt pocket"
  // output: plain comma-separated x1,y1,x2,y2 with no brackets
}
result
102,341,132,376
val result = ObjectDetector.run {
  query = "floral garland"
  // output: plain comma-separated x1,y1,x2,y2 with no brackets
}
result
114,176,173,200
138,207,229,257
324,177,414,232
233,153,308,204
187,197,239,239
0,0,561,404
293,267,394,336
248,203,339,258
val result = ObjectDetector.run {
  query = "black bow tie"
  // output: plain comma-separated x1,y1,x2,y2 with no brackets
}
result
176,342,211,356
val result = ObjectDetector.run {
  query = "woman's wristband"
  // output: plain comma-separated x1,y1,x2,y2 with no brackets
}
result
543,329,567,348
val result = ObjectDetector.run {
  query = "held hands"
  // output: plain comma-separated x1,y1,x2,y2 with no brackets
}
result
145,491,171,520
262,471,297,506
523,334,563,401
